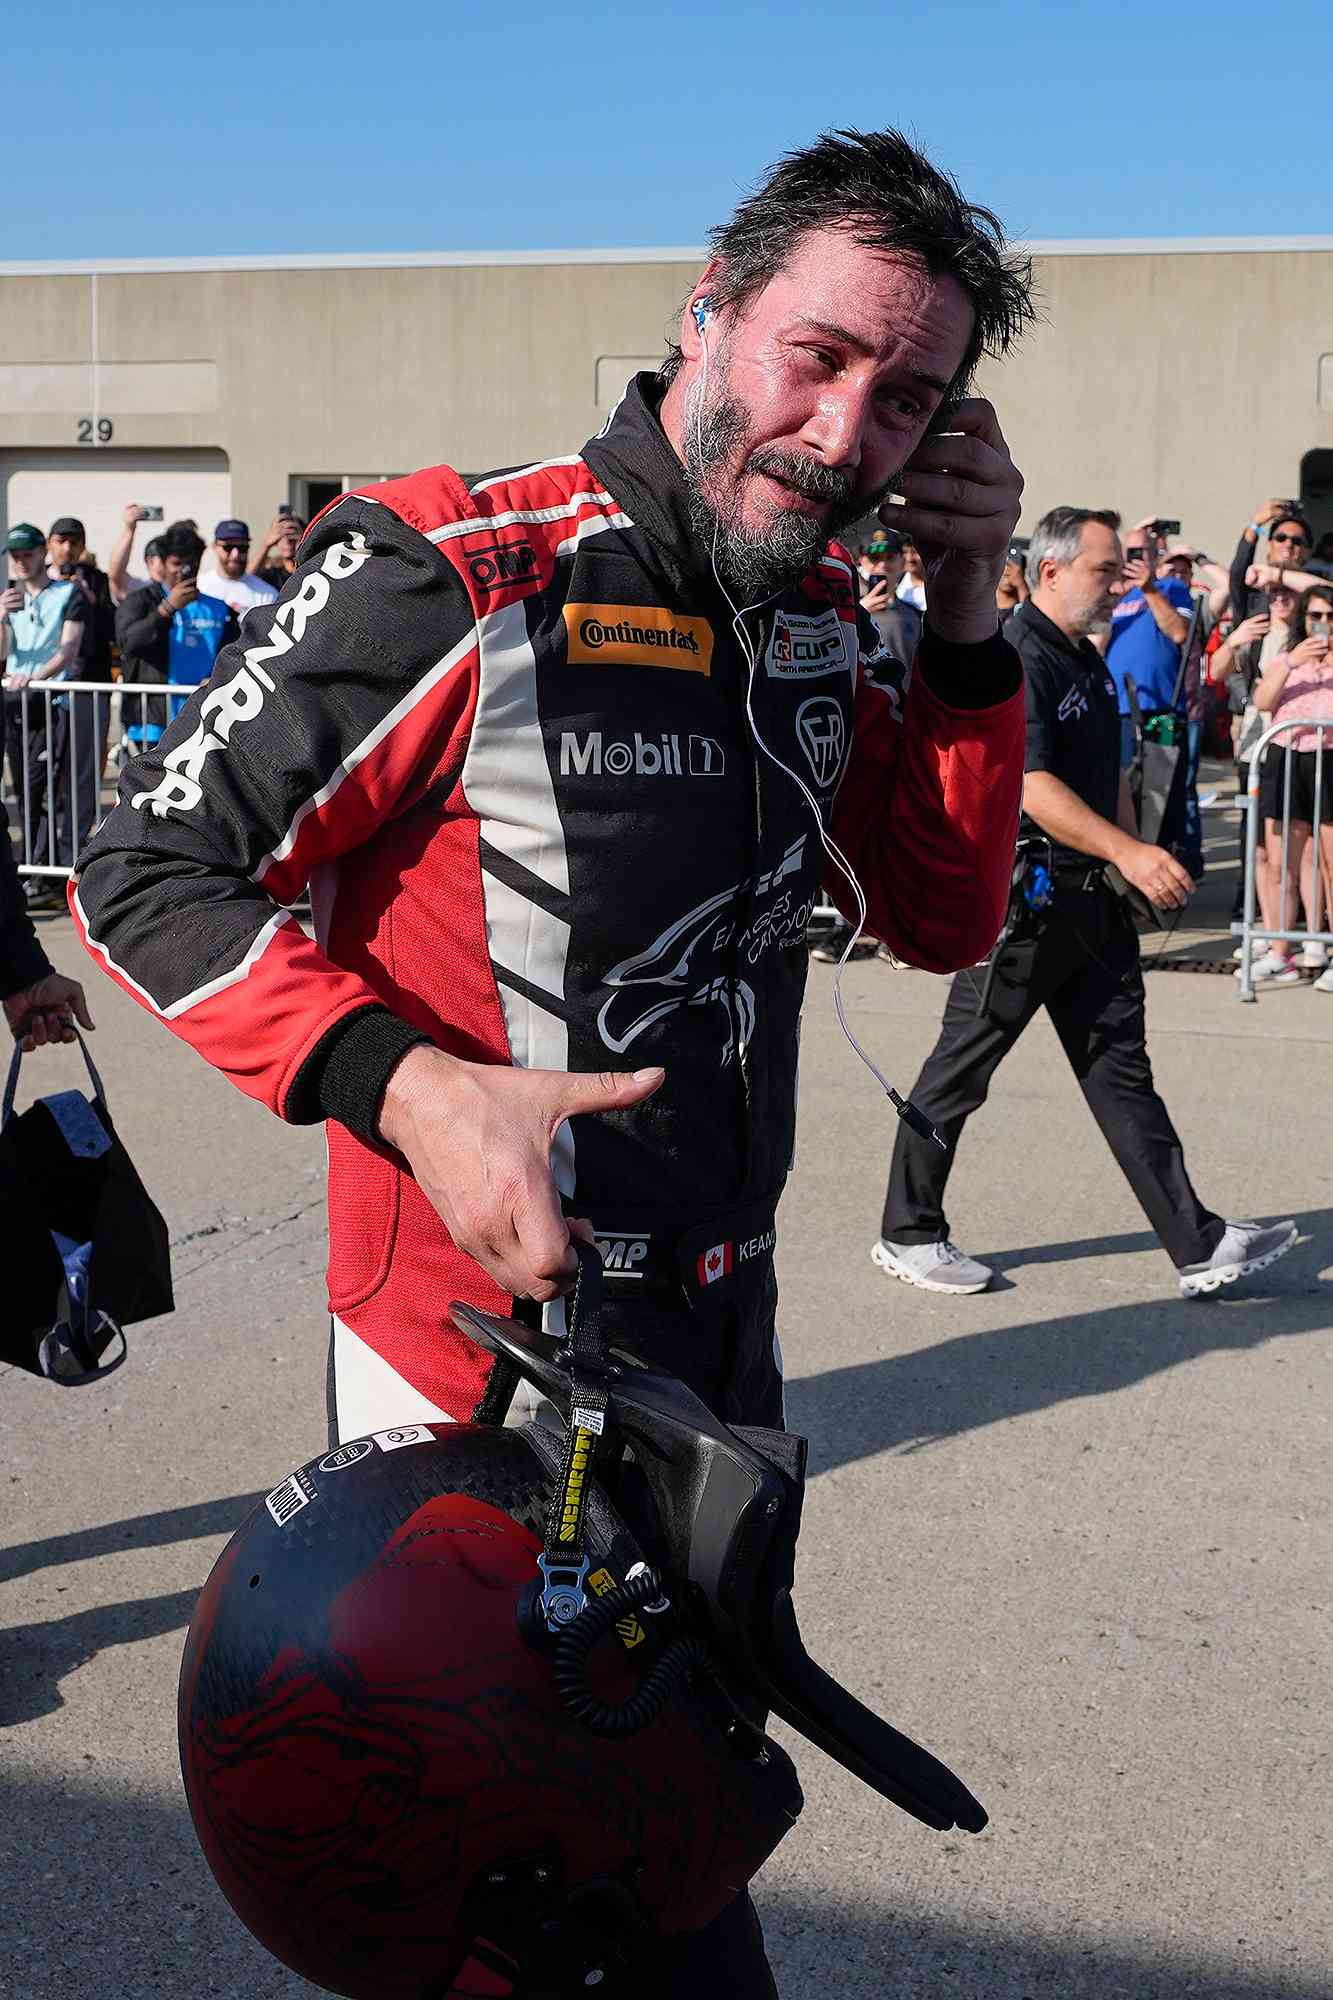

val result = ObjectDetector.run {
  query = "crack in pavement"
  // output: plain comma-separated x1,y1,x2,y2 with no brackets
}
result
172,1195,326,1282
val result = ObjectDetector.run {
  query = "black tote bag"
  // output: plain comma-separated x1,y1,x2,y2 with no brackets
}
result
0,1034,173,1384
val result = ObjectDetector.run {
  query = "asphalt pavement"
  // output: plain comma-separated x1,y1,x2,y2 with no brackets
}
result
3,865,1331,1998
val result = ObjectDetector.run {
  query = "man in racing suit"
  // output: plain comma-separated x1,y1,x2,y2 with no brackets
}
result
73,128,1032,1994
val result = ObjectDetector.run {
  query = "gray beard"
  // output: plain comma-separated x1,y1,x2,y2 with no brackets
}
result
683,380,878,602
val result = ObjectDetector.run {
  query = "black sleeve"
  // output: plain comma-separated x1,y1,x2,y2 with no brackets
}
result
915,621,1023,711
115,586,169,667
1230,529,1257,624
0,798,52,999
74,496,479,1125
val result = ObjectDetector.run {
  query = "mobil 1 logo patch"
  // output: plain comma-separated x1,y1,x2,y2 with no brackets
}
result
766,608,851,680
795,695,848,790
559,730,725,779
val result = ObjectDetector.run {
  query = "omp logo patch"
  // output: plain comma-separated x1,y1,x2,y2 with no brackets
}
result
596,1230,651,1277
1057,685,1090,722
564,603,713,675
466,539,540,595
766,608,851,680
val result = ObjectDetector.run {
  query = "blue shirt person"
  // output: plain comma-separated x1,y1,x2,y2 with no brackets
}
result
1106,573,1194,718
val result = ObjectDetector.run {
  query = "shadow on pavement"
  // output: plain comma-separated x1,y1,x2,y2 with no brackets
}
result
0,1588,202,1725
0,1767,1324,2000
789,1208,1333,1474
0,1490,265,1587
760,1895,1327,1999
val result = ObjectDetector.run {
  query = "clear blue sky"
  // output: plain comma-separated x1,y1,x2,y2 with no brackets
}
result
11,1,1332,259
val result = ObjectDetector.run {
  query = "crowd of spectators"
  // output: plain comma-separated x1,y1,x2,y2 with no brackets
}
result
6,488,1333,980
818,499,1333,984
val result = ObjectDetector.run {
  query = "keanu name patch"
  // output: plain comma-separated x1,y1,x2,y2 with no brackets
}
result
564,603,713,675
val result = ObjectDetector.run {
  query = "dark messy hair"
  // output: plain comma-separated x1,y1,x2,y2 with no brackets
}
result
1269,511,1314,550
161,521,206,564
659,127,1034,399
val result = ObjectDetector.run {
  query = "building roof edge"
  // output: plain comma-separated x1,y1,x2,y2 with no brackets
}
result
1,235,1332,278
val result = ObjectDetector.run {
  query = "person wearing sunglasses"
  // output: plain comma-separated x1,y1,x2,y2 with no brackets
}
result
1247,587,1333,990
198,519,279,617
1229,500,1331,625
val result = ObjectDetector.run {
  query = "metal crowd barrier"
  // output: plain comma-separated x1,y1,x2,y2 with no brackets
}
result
1236,716,1333,1001
1,678,194,878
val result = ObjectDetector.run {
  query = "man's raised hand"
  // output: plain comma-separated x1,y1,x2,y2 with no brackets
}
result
879,397,1024,646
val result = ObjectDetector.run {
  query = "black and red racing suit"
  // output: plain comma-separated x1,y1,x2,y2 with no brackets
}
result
72,373,1024,1436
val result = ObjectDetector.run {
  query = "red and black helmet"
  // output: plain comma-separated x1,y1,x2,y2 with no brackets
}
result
179,1420,800,1997
180,1262,986,1997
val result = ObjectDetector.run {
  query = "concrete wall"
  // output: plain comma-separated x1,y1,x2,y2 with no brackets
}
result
979,245,1333,554
2,243,1331,559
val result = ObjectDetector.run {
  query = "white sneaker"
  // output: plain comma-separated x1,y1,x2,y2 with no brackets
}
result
1314,966,1333,993
1300,941,1329,969
872,1238,993,1294
1232,944,1245,961
1178,1219,1297,1298
1235,950,1301,984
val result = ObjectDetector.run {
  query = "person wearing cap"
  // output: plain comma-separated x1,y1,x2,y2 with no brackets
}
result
114,523,238,758
1,524,89,901
39,517,117,883
200,519,279,617
858,528,922,666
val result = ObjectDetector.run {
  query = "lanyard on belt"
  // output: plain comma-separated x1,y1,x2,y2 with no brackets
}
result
536,1241,614,1634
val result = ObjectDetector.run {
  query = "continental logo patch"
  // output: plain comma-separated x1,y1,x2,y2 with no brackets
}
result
564,602,713,675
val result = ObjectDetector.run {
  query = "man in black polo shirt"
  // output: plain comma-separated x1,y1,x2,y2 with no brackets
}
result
873,506,1296,1299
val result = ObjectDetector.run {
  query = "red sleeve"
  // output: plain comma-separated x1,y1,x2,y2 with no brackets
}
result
829,643,1025,973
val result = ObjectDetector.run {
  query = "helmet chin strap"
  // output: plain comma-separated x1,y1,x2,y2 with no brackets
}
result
453,1283,989,1835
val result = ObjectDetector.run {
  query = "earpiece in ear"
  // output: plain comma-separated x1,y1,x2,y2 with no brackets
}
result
693,298,713,331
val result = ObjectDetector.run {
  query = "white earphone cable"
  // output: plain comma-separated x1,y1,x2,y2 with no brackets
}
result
692,310,939,1138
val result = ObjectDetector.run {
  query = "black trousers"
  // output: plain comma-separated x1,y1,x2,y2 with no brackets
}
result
882,881,1225,1270
29,691,109,867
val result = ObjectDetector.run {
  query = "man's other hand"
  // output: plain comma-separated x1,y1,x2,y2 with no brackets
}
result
4,971,95,1050
378,1047,665,1302
164,579,198,612
1118,841,1193,910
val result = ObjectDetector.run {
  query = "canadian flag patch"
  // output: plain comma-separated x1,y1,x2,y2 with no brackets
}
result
697,1241,733,1286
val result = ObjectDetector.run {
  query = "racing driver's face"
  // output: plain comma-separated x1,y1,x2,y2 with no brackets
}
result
663,226,975,598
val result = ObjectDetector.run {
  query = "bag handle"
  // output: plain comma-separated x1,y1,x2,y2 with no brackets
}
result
3,1027,109,1130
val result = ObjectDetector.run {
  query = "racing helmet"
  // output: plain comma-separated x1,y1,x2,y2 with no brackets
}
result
180,1252,987,1997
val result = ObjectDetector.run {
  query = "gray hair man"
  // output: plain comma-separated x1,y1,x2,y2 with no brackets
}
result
873,503,1296,1302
